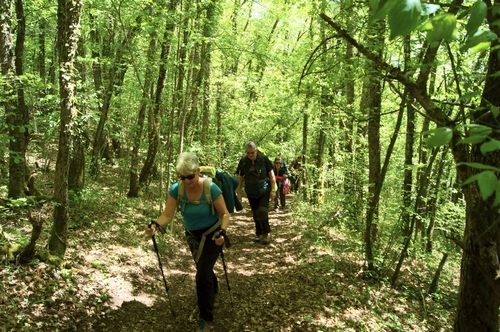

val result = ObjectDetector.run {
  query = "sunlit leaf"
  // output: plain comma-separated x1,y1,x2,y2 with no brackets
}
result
493,4,500,16
492,105,500,118
477,171,498,200
418,19,434,32
471,41,492,53
388,0,423,39
494,188,500,207
462,173,481,186
458,135,489,144
458,91,481,101
426,14,457,42
461,30,496,52
457,162,500,172
466,0,487,35
369,0,379,11
466,123,493,136
370,0,397,22
423,127,453,149
480,139,500,154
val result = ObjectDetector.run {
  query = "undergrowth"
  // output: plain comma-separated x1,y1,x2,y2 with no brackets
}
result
290,193,460,326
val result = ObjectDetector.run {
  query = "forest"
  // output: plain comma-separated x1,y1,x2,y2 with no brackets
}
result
1,0,500,331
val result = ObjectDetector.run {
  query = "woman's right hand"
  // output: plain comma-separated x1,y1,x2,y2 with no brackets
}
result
145,222,156,236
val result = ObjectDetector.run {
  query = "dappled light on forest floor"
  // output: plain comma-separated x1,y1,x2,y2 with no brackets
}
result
1,193,457,331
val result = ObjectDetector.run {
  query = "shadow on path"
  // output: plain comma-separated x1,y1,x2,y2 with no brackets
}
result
83,194,333,332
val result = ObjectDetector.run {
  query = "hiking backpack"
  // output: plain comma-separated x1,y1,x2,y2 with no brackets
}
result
237,152,270,197
177,166,233,215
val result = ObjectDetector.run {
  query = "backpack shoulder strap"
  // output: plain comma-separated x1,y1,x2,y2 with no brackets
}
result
203,178,215,215
177,181,184,212
177,178,215,215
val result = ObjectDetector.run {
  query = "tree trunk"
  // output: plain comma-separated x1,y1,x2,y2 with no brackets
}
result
1,0,24,199
128,28,156,197
0,0,14,80
453,24,500,330
90,44,127,177
341,21,362,223
454,180,500,331
425,148,448,253
413,147,438,242
314,10,330,203
38,19,46,81
247,17,279,103
428,253,448,295
175,0,190,152
139,0,178,186
19,209,44,264
401,37,415,237
361,17,385,271
89,15,141,177
200,0,216,144
48,0,83,258
392,147,438,286
14,0,29,159
301,110,308,198
68,134,86,193
68,40,87,193
320,5,500,328
402,94,415,236
48,32,57,93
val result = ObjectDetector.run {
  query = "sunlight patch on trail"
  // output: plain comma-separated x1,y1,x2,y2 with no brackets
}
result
106,277,156,308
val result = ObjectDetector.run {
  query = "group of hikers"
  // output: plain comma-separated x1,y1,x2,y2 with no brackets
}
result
144,142,304,330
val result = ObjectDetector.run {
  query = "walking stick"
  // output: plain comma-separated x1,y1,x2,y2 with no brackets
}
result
215,231,234,307
148,221,175,317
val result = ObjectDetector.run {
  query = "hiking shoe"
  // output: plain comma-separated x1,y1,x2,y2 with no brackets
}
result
261,233,270,244
198,318,208,330
254,235,261,242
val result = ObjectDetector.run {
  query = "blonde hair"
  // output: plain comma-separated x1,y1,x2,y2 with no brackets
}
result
176,152,199,174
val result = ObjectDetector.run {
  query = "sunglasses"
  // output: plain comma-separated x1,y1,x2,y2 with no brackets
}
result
179,173,196,181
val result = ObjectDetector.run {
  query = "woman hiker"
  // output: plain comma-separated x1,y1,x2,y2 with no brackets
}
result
145,152,230,330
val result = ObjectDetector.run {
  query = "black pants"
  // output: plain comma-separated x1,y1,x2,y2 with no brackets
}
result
186,227,220,322
248,192,271,235
274,181,286,208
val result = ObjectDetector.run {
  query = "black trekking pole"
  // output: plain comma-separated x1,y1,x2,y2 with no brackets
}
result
148,220,175,317
214,231,234,307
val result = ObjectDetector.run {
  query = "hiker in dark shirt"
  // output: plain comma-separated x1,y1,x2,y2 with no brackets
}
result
273,157,289,212
145,152,230,330
235,142,276,244
290,155,304,192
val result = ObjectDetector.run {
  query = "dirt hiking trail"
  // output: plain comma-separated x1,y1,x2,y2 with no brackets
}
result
81,195,339,332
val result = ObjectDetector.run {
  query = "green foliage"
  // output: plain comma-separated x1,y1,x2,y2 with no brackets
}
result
480,138,500,155
6,197,30,208
423,123,500,207
0,0,485,305
466,0,488,35
423,127,453,149
371,0,423,39
461,29,498,53
459,164,500,205
371,0,497,51
420,14,457,43
388,0,423,39
458,124,492,145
